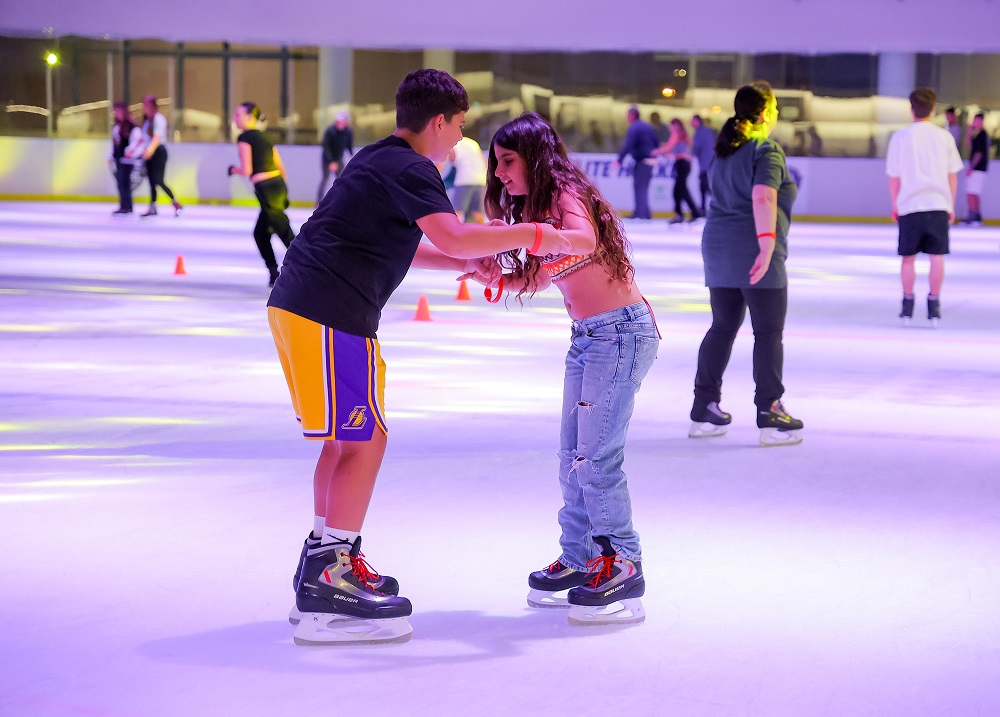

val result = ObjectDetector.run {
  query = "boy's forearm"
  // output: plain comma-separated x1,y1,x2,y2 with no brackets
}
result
411,242,465,271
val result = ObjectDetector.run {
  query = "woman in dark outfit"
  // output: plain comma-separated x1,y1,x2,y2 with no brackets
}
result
228,102,296,286
140,95,183,217
688,82,804,447
110,101,142,216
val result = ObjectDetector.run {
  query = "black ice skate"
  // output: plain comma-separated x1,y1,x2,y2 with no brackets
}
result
566,536,646,626
899,296,915,326
293,537,412,646
757,400,804,447
288,533,400,625
689,401,732,438
927,296,941,328
527,559,589,608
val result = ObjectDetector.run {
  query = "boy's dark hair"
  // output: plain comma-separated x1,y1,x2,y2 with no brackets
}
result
239,101,262,120
909,88,936,119
395,69,469,133
975,112,986,121
946,106,957,115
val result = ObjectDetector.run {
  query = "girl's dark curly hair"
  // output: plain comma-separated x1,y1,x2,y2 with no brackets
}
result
484,112,633,300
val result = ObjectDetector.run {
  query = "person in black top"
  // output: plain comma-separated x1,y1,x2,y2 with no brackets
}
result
266,69,572,646
228,102,296,286
109,101,142,216
963,112,991,226
317,111,353,204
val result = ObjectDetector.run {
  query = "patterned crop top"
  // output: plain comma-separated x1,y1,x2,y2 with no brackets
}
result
536,218,593,281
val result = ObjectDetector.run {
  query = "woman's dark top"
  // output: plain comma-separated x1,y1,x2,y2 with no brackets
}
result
701,137,797,289
237,129,278,175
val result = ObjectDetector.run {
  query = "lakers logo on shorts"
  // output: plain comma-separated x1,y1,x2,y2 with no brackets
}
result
342,406,368,430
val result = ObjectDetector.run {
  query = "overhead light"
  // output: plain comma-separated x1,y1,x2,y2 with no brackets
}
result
661,87,677,98
45,52,59,66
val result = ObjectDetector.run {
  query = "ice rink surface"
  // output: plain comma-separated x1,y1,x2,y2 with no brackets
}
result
2,201,999,716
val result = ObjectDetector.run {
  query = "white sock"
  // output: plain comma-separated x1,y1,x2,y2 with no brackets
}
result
312,516,325,540
321,526,360,546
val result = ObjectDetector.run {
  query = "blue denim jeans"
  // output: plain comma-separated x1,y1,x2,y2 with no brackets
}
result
556,301,659,570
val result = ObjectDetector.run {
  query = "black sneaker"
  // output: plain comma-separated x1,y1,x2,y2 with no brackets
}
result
899,296,915,326
927,296,941,328
141,206,157,218
757,400,803,447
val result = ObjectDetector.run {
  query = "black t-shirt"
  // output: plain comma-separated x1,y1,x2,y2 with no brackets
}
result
322,126,354,165
267,135,455,338
971,130,991,172
237,129,278,174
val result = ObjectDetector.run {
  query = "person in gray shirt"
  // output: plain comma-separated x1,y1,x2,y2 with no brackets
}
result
690,114,716,216
688,82,803,447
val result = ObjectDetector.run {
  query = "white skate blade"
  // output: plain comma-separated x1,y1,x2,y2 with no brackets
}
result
929,318,939,329
900,317,912,327
288,605,303,625
568,598,645,626
759,427,803,447
527,588,571,609
688,421,727,438
293,613,412,646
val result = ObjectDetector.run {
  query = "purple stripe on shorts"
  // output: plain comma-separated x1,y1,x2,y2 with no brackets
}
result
333,330,376,441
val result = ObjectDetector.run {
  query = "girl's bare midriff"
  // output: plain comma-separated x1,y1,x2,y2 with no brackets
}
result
553,260,644,321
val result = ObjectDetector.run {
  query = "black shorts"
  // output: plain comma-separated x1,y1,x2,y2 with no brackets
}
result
898,210,950,256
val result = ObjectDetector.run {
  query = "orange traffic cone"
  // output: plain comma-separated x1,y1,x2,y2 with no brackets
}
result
174,255,186,275
413,295,432,321
455,279,471,301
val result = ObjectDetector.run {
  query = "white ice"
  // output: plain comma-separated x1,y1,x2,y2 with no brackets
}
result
1,202,999,716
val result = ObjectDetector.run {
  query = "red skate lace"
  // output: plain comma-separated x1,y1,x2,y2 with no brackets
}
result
583,554,617,588
546,560,565,574
344,552,383,594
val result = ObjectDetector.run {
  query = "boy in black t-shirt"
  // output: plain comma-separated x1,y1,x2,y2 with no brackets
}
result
267,69,570,646
963,112,991,226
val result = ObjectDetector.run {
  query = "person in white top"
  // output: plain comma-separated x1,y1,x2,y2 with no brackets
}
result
886,87,963,327
139,95,183,218
444,136,487,223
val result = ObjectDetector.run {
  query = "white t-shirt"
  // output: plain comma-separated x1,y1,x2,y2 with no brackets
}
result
142,112,169,148
886,121,963,216
449,137,487,187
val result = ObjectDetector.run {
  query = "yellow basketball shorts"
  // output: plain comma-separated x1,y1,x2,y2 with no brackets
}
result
268,307,387,441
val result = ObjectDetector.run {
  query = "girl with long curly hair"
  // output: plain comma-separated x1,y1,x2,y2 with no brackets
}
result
478,111,658,625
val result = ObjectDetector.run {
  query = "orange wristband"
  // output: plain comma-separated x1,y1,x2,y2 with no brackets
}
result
484,276,504,303
528,222,543,254
757,232,777,239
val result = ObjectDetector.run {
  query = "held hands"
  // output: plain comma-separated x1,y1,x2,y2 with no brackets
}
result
457,256,502,287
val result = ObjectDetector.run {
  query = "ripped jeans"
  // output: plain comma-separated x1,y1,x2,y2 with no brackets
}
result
556,301,659,570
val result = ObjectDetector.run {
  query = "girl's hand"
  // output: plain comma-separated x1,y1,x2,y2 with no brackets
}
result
458,256,502,286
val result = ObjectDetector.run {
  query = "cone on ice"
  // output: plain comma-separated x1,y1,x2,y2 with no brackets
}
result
174,255,186,275
413,295,432,321
455,280,471,301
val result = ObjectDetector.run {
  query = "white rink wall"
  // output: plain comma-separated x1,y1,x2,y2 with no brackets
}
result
0,136,995,218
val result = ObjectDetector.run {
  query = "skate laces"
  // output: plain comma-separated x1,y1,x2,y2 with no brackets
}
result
545,560,565,574
344,552,383,593
583,554,617,588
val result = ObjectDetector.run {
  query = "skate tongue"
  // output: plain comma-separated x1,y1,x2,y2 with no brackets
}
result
348,536,363,557
593,535,616,558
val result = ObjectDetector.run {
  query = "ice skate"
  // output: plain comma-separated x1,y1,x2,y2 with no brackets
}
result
689,401,732,438
140,205,157,218
289,534,400,625
757,400,803,447
927,296,941,329
292,537,412,646
527,559,589,608
566,536,646,626
899,296,914,326
173,200,184,217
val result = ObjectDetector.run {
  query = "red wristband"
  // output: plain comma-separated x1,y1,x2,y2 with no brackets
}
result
484,276,504,303
757,232,777,239
527,222,543,255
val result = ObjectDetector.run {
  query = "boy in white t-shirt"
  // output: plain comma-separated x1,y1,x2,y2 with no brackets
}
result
886,87,963,327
